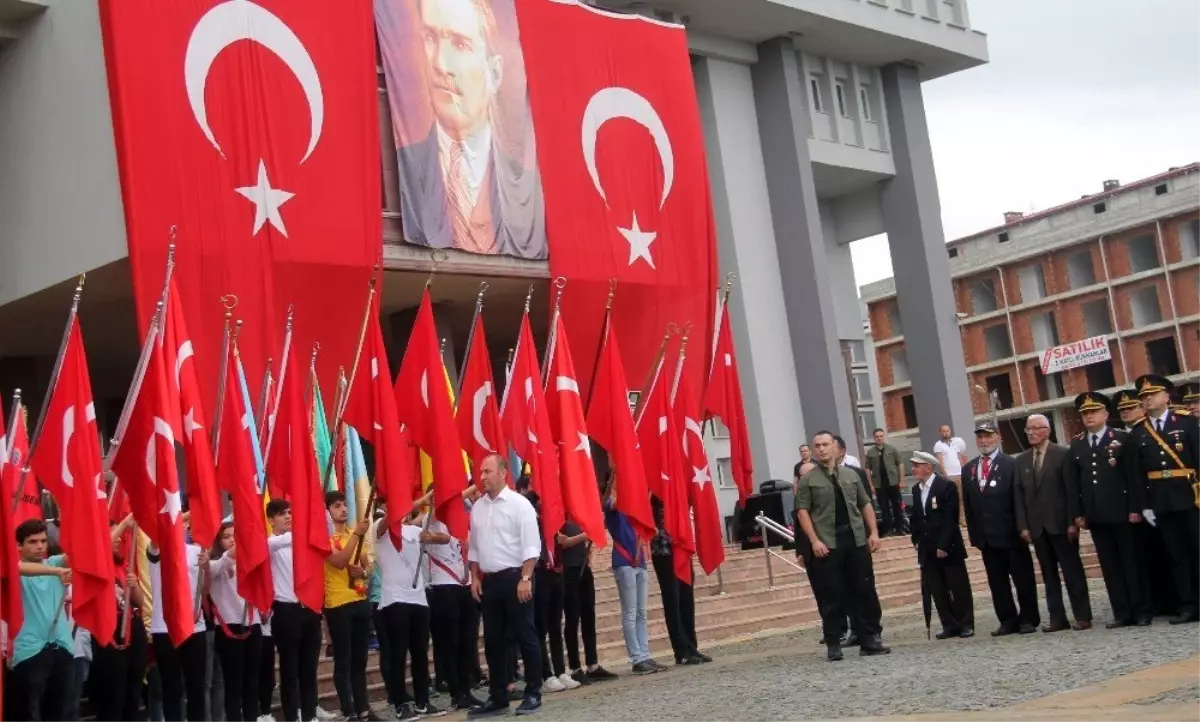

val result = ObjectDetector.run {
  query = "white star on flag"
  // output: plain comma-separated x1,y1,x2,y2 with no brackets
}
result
691,464,711,488
183,407,203,441
161,488,183,523
575,430,592,459
618,211,656,269
235,159,295,236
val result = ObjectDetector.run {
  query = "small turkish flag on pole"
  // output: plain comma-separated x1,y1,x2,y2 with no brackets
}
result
546,313,606,546
672,352,725,575
29,319,118,647
456,312,505,487
393,292,468,540
0,393,25,651
3,401,40,527
704,302,754,504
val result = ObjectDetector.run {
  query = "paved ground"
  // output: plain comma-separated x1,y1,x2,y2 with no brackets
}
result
409,580,1199,721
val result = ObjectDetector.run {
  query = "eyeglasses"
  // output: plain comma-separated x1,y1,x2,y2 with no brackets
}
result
1025,427,1050,432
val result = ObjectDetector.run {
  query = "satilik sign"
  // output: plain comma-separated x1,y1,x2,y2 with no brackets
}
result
1040,336,1112,375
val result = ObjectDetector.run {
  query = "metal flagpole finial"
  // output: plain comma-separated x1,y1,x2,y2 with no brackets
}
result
440,337,448,356
425,249,449,290
232,319,244,341
285,304,295,330
679,321,693,347
551,276,567,311
524,284,535,313
606,278,618,309
475,281,489,309
11,388,21,404
310,342,321,368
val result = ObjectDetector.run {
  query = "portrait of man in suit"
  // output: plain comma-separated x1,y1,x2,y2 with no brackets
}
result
377,0,546,259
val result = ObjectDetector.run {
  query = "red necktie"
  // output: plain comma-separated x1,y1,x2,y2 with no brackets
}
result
980,456,991,487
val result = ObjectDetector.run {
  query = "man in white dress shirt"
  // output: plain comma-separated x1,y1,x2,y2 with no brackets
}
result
467,454,543,717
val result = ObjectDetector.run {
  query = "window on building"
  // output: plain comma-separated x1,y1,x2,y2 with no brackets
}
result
858,410,878,440
1093,202,1107,214
1035,367,1066,401
853,371,874,402
998,232,1010,243
1129,286,1163,327
1067,249,1097,289
983,324,1013,361
1179,219,1200,261
834,82,849,117
715,457,737,490
890,348,910,384
858,86,872,121
888,305,904,336
970,277,999,313
1146,337,1181,376
809,77,824,113
847,339,867,364
1082,298,1113,337
1085,359,1117,390
1127,234,1160,273
709,416,729,439
1017,264,1047,302
1155,183,1169,196
985,373,1015,410
1030,312,1060,350
901,394,919,430
948,247,959,259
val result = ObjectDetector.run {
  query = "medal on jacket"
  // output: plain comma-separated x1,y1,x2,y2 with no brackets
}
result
931,497,938,510
1108,441,1119,467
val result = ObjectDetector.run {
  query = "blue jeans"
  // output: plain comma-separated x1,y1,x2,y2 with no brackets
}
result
613,565,650,664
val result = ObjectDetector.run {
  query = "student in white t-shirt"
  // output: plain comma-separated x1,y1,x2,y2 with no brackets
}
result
210,520,265,722
148,539,209,722
933,425,969,523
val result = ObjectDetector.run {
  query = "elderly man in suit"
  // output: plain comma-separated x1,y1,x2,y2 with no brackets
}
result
1015,414,1093,631
910,451,974,639
962,421,1040,636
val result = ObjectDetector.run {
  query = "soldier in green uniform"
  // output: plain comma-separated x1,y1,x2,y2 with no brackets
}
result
1128,374,1199,625
1065,391,1152,627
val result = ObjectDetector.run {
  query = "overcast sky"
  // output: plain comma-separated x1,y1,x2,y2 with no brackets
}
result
851,0,1200,289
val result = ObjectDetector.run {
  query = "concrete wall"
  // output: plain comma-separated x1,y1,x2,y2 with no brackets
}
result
0,0,127,307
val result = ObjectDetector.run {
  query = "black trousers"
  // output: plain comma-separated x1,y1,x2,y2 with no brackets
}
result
878,485,904,535
324,600,371,717
272,601,322,721
10,645,75,721
90,615,149,721
373,605,399,707
811,544,883,643
980,544,1040,629
562,565,597,670
532,569,566,679
924,560,975,633
1032,532,1092,624
481,568,542,703
652,554,699,660
258,633,276,716
1091,522,1153,622
152,631,208,722
1158,508,1200,613
1140,523,1180,614
429,584,483,698
381,602,431,708
213,623,263,722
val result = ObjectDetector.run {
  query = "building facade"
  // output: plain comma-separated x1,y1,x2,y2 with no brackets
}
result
0,0,987,523
863,165,1200,451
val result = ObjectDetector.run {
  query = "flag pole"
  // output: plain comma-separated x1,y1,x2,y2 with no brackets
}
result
583,279,618,415
4,388,21,460
453,282,489,410
210,297,238,455
669,323,692,404
263,306,294,464
632,324,679,431
704,273,735,403
116,520,139,648
542,277,566,392
255,361,274,455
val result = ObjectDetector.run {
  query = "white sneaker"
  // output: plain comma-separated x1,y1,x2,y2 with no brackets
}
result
256,716,277,722
543,675,566,693
315,707,337,721
558,673,581,690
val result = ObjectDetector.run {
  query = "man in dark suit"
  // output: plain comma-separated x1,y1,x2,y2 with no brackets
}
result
1128,374,1199,625
1014,413,1093,631
962,421,1040,636
1065,391,1153,628
909,451,974,638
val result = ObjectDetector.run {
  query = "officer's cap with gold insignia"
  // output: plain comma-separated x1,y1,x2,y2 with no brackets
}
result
1135,374,1173,397
1114,388,1141,411
1074,391,1110,414
1181,382,1199,403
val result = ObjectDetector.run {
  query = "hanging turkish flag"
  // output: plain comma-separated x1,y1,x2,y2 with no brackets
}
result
110,333,196,647
214,348,275,616
455,313,505,486
393,292,468,540
545,315,606,546
3,404,41,527
163,278,221,547
99,0,381,411
672,357,725,575
342,297,418,544
704,302,754,504
586,317,655,541
500,312,564,556
266,334,332,613
636,354,694,584
517,0,717,407
28,320,118,647
0,394,23,649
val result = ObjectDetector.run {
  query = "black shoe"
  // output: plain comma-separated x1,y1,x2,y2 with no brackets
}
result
841,633,860,647
455,694,486,711
417,702,448,718
859,636,891,656
693,651,712,663
1041,621,1070,633
587,665,619,680
1169,609,1199,625
646,659,669,672
959,628,975,639
515,696,542,716
1136,616,1153,627
990,625,1018,637
935,629,960,640
467,700,510,718
570,669,592,685
827,644,843,662
632,661,656,675
435,679,450,694
395,703,420,721
1105,619,1133,629
675,656,701,666
1018,623,1038,634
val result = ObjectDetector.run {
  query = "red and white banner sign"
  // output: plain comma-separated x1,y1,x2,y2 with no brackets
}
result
517,0,718,405
100,0,381,406
1040,336,1112,375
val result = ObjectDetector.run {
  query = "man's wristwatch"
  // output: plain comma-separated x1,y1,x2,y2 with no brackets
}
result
520,575,532,583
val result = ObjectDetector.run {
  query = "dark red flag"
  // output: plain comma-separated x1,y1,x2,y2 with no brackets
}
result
704,303,754,503
456,313,505,487
673,356,725,575
517,0,717,407
501,312,564,556
0,394,24,649
545,315,606,546
29,320,118,646
637,354,694,584
3,403,41,527
99,0,381,412
214,349,274,616
266,334,332,613
393,292,468,540
586,318,655,541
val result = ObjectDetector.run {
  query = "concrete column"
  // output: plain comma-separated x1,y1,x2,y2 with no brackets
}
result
750,38,856,440
879,63,974,452
692,54,807,489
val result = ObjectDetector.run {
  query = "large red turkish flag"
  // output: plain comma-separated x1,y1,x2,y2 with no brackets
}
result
704,302,754,503
517,0,717,407
99,0,381,408
455,314,505,485
672,357,725,575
